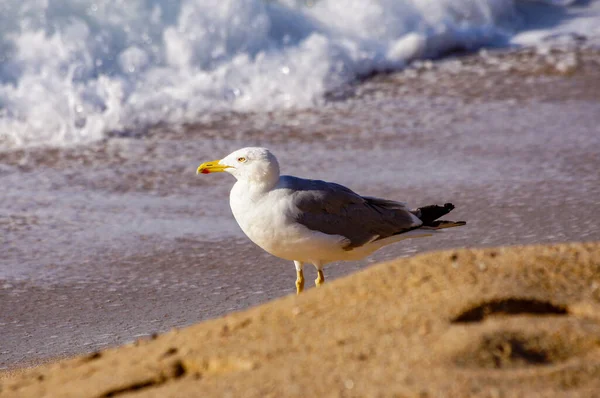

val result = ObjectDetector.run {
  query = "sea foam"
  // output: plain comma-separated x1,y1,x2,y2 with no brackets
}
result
0,0,598,149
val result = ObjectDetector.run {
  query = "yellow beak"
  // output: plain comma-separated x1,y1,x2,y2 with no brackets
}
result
197,159,230,174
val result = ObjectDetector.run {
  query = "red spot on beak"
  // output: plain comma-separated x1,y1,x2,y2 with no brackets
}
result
201,169,210,174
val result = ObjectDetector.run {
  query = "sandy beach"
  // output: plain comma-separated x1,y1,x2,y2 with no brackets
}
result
2,242,600,397
1,41,600,388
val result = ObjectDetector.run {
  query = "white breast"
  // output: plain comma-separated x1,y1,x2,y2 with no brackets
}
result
229,181,348,262
229,182,289,253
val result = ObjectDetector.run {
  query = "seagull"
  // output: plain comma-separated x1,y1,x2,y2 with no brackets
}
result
197,147,465,294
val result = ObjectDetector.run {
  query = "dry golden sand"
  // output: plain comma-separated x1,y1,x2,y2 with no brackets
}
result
2,242,600,397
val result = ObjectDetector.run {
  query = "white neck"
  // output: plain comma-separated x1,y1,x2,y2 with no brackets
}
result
237,174,279,195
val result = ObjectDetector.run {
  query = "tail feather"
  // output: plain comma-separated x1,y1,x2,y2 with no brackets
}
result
413,202,466,229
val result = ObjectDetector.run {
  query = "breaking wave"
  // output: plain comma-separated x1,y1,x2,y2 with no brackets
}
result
0,0,598,148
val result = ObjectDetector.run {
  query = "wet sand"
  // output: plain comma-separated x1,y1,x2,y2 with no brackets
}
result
1,44,600,371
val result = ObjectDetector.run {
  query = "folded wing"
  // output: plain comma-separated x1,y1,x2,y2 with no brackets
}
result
279,176,422,250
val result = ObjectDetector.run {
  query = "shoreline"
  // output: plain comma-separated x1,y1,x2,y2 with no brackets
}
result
1,44,599,371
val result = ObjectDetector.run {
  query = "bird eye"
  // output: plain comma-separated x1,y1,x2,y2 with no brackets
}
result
237,157,247,163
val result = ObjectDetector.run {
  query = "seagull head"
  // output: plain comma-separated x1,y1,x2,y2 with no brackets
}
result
197,147,280,184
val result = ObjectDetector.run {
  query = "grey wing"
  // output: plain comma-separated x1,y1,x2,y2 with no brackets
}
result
282,176,422,250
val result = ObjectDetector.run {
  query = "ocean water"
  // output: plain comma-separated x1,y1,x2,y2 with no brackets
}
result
0,0,599,149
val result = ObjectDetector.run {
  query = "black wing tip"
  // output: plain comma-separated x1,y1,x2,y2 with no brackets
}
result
444,203,455,211
416,203,461,226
